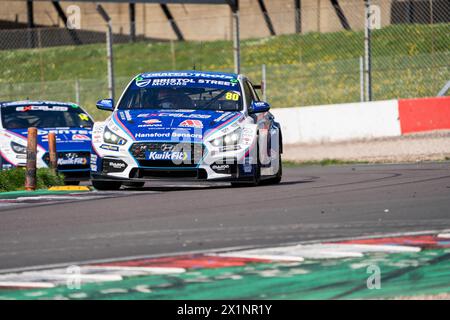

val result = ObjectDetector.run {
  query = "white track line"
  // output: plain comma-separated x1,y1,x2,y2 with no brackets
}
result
214,243,420,262
0,266,185,289
0,272,123,282
307,244,421,253
84,266,185,274
0,281,55,288
28,273,123,282
211,253,305,262
0,244,256,275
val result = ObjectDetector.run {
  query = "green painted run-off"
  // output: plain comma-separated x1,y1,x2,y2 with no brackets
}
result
1,249,450,300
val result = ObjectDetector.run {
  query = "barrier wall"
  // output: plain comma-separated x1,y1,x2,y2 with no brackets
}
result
398,97,450,134
271,96,450,145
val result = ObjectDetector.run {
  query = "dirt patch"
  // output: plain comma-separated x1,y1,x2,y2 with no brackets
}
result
283,130,450,163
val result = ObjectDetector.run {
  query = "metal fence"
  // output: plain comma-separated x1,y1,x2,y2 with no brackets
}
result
0,0,449,120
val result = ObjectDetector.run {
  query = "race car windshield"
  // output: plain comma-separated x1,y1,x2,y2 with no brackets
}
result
1,105,93,129
118,86,243,111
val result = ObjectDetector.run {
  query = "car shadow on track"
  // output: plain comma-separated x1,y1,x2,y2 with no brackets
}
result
122,178,316,192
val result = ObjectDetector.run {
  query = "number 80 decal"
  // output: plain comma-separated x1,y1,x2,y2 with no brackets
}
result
225,92,240,101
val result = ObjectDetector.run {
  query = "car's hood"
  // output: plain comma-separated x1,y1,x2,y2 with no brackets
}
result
113,109,243,143
6,127,92,152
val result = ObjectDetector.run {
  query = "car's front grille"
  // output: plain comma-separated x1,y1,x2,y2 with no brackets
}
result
134,160,199,168
43,151,90,171
130,142,205,167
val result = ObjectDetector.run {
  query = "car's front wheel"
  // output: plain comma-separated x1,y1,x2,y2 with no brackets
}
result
261,153,282,185
231,143,261,188
92,180,122,191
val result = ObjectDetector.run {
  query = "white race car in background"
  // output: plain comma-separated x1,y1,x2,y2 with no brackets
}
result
90,71,282,190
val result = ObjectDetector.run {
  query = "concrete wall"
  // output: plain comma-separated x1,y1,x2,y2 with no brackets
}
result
272,100,401,144
271,97,450,145
0,0,392,41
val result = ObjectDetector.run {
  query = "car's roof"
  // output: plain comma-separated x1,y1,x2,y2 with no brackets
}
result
137,70,239,79
0,100,78,108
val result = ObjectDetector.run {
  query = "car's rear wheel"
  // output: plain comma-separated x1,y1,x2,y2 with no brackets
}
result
92,180,122,190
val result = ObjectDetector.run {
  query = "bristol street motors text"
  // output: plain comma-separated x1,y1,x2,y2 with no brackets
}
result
177,304,272,318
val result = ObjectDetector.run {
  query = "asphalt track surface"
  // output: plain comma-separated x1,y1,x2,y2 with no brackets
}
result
1,162,450,271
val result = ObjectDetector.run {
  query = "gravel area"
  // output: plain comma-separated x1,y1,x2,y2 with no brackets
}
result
283,130,450,163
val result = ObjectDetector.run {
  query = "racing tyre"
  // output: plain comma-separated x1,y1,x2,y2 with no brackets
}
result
123,182,146,188
231,141,261,188
92,180,122,191
261,153,282,185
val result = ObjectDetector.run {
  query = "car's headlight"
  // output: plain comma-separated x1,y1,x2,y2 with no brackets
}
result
103,127,127,145
209,128,242,150
11,141,27,154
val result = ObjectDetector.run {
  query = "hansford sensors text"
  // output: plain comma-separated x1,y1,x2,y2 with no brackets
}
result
177,304,272,318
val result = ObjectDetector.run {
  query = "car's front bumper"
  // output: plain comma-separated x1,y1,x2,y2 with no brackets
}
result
91,143,257,183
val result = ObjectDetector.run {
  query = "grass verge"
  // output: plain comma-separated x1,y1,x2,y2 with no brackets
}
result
0,168,65,192
1,24,448,83
0,24,448,120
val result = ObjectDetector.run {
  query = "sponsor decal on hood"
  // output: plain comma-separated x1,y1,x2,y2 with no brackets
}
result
113,109,242,142
72,134,91,141
143,119,161,124
7,128,92,152
179,119,203,128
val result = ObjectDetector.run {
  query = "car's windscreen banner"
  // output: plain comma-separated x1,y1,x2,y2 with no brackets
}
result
132,73,240,91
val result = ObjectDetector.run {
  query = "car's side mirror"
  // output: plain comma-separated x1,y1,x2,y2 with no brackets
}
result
96,99,114,111
249,101,270,114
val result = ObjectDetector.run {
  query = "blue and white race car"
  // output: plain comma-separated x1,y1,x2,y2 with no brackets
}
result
91,71,282,190
0,101,94,184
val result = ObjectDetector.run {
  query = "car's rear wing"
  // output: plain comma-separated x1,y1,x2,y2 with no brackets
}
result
253,82,265,92
252,82,265,99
